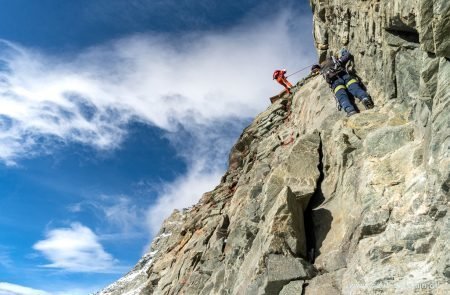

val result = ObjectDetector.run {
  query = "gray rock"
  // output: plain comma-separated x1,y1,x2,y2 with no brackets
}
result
279,280,304,295
396,48,421,103
264,255,314,295
364,124,415,157
304,270,344,295
99,1,450,294
360,208,390,238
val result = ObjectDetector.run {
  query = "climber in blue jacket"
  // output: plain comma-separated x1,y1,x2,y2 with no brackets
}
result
313,48,374,117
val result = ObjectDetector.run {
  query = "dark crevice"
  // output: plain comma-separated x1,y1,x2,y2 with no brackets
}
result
385,28,420,43
311,135,326,208
304,135,324,263
442,174,450,195
203,229,216,246
301,282,309,295
221,241,227,255
217,215,230,254
216,215,230,240
191,252,202,269
304,213,317,262
304,133,332,263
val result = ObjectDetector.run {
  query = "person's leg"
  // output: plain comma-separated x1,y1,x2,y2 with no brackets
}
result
335,89,357,115
342,73,374,109
283,78,293,88
332,78,356,115
283,82,292,94
341,74,367,98
277,77,291,93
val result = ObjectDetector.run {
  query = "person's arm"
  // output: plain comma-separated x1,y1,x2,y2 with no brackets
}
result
338,50,351,64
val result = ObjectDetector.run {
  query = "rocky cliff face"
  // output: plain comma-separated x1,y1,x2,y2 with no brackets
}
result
99,1,449,294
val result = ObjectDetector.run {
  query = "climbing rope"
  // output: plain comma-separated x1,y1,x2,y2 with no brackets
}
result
285,64,315,78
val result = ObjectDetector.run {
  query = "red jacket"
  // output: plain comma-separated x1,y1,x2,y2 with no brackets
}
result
273,69,286,80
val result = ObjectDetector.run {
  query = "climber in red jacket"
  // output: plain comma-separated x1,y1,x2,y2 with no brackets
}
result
273,69,293,94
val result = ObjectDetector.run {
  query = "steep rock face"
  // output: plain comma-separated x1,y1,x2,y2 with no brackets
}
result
305,0,449,293
99,1,449,294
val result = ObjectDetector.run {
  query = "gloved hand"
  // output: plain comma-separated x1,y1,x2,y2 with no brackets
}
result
334,61,342,69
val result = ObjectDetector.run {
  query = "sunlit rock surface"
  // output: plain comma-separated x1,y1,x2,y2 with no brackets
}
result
99,0,449,294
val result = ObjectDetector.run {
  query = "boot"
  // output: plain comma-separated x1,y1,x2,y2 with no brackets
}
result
344,106,357,117
346,110,358,117
361,97,374,109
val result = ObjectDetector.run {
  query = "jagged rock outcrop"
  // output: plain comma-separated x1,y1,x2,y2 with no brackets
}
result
99,1,449,294
307,0,449,293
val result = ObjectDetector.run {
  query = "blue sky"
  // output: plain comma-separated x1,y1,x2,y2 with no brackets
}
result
0,1,315,294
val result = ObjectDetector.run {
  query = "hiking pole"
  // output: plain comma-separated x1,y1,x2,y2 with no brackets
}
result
286,64,315,78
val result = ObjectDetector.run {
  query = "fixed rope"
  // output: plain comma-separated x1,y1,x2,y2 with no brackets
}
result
285,64,315,78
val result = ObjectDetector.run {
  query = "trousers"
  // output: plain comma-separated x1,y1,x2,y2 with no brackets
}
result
276,76,293,94
331,72,368,113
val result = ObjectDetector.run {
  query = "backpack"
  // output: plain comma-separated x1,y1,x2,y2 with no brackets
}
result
320,57,341,83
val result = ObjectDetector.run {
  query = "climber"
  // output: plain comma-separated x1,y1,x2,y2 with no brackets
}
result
273,69,293,94
318,48,374,117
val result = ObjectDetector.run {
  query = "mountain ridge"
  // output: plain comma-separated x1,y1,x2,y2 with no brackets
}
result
98,0,449,293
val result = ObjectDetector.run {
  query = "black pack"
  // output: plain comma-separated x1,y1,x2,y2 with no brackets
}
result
320,57,342,83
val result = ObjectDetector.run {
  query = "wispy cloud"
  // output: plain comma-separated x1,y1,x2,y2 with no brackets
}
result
33,223,125,273
146,161,224,235
100,196,139,232
0,11,315,165
2,10,315,248
69,195,144,236
0,246,13,268
0,282,49,295
0,282,101,295
143,119,248,235
140,11,316,237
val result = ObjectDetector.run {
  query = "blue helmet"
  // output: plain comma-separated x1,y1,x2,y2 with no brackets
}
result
339,48,349,57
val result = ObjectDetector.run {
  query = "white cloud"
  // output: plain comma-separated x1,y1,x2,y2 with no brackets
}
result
0,283,49,295
0,11,315,165
143,120,246,236
33,223,123,273
147,161,224,235
101,197,139,231
1,10,316,246
69,195,144,235
0,282,102,295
